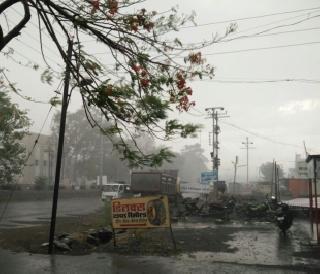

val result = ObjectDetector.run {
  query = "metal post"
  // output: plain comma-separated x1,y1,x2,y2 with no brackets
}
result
309,179,314,235
99,131,104,186
48,39,73,254
313,159,319,244
212,112,215,174
271,160,275,197
214,111,219,181
233,156,238,194
275,161,278,203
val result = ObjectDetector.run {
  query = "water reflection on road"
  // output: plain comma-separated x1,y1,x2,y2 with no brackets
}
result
0,248,311,274
0,197,102,228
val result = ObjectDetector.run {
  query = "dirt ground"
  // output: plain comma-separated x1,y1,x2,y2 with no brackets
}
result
0,209,251,255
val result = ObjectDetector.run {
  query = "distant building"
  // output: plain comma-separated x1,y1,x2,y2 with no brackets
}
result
254,181,272,195
289,154,308,179
287,178,309,198
18,132,54,187
227,182,253,195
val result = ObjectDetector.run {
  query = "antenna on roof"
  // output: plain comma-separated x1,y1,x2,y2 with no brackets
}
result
303,140,309,158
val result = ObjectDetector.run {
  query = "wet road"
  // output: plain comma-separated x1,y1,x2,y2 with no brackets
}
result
0,196,103,229
0,248,314,274
0,218,320,273
1,196,320,273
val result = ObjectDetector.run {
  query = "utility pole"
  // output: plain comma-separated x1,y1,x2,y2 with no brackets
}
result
48,39,73,254
241,137,255,185
205,107,229,181
99,132,104,186
233,156,239,194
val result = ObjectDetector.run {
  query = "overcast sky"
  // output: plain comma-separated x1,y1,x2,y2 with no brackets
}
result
1,0,320,183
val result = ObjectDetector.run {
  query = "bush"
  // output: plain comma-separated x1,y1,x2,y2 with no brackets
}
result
34,176,49,190
0,184,21,190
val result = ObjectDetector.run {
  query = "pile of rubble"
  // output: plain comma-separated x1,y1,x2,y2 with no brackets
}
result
171,194,279,221
42,228,113,253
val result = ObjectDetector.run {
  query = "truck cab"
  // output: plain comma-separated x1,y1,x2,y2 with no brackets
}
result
101,183,131,201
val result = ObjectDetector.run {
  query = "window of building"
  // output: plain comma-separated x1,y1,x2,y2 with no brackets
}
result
43,160,47,166
35,160,39,166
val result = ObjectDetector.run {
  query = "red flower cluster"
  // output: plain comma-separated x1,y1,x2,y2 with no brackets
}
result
175,72,195,111
104,84,113,96
90,0,100,14
177,96,195,112
188,52,203,64
131,63,150,88
107,0,119,15
127,9,155,32
176,72,186,89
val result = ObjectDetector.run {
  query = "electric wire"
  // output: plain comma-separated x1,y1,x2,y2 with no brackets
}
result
180,6,320,29
188,108,308,149
1,70,53,104
0,106,54,223
220,121,302,149
192,78,320,84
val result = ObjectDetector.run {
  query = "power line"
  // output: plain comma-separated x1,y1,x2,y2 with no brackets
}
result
10,6,65,41
221,120,302,149
202,40,320,56
13,38,61,67
1,70,53,104
194,78,320,84
228,10,320,36
180,6,320,29
0,106,54,223
4,16,61,58
92,37,320,58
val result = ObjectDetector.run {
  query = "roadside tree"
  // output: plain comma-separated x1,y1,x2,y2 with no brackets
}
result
161,143,208,183
259,162,284,182
0,88,30,184
51,108,132,182
0,0,234,166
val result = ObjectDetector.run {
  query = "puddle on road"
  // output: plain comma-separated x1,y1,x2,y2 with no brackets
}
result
178,221,319,267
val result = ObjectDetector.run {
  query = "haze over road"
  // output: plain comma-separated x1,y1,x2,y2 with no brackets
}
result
0,195,102,229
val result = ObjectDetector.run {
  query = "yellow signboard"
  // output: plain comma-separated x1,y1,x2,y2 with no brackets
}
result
111,195,170,229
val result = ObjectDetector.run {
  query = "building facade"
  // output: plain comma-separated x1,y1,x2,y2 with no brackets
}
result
289,154,308,179
18,132,54,187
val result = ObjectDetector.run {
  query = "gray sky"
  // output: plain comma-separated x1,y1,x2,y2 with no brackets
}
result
1,0,320,183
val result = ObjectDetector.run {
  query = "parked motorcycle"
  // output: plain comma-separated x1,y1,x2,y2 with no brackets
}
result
276,203,293,234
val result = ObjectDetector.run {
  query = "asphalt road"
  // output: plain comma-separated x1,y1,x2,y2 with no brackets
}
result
0,195,103,229
1,195,320,273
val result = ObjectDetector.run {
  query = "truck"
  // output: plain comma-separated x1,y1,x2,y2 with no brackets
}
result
130,171,178,196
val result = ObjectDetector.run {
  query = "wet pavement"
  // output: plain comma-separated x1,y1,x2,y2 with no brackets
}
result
0,248,315,274
0,197,103,229
1,196,320,273
1,218,320,273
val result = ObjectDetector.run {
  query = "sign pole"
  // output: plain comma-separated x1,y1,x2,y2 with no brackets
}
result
112,226,117,247
169,223,176,251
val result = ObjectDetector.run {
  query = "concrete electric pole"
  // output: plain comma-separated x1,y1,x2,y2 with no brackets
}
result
241,137,255,185
205,107,229,181
233,155,239,194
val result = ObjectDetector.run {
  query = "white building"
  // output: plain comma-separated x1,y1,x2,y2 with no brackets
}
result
18,132,54,187
289,154,308,179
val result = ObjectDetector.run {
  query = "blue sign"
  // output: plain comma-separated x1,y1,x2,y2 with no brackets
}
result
200,171,217,184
